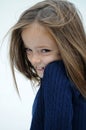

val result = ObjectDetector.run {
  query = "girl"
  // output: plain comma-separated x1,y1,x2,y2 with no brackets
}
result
9,0,86,129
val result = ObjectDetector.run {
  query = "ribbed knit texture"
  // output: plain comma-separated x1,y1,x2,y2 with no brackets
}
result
30,60,86,130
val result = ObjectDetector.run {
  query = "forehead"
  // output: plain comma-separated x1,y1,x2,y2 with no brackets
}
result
21,22,57,47
22,22,53,39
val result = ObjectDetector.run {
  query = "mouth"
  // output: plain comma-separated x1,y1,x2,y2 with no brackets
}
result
35,66,45,78
36,67,45,72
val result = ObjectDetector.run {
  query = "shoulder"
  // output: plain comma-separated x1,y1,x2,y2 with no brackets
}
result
41,60,73,106
42,60,80,98
41,60,71,93
44,60,65,73
42,60,68,83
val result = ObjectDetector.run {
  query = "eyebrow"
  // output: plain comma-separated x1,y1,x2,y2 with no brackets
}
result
24,45,51,49
36,45,50,48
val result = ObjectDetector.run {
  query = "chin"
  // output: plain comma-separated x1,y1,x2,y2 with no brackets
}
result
38,73,44,78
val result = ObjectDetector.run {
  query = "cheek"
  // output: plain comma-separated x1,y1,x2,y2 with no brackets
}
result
26,56,33,66
43,55,58,65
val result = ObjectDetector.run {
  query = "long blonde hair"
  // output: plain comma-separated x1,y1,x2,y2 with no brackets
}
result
9,0,86,97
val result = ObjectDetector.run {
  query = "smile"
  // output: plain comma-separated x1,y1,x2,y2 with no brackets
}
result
36,67,45,71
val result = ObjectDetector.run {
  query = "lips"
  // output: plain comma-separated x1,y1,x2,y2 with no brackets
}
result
34,66,45,78
36,67,44,71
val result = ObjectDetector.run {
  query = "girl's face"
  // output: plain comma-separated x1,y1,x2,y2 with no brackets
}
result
22,23,61,78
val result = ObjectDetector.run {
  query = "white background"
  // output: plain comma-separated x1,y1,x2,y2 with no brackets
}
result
0,0,86,130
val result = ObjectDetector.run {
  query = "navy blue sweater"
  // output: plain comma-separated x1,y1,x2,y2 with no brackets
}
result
30,60,86,130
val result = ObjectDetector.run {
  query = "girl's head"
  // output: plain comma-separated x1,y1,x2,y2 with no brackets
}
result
21,22,61,78
9,0,86,97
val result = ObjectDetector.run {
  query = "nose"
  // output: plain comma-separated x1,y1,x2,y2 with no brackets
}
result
30,54,41,65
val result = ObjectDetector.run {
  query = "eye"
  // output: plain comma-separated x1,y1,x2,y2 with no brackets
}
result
24,48,32,55
41,49,51,53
